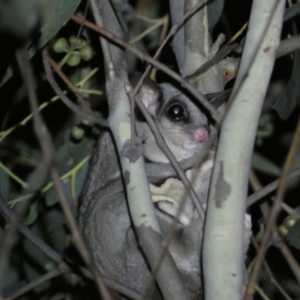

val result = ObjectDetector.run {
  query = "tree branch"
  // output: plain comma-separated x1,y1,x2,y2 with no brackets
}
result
89,1,189,299
203,1,285,299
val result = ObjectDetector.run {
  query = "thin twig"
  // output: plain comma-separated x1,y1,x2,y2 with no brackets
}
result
254,284,270,300
247,167,300,207
0,48,55,285
246,114,300,299
50,165,113,300
42,48,108,127
251,236,293,300
49,57,93,112
0,195,65,264
274,233,300,285
132,0,207,97
249,170,270,220
16,46,113,300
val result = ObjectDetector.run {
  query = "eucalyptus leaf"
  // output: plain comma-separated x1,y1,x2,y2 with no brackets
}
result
32,0,81,52
25,201,39,226
252,152,281,177
45,136,95,209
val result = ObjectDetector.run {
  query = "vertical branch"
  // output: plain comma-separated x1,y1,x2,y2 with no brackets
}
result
169,0,236,94
202,1,285,299
89,1,189,299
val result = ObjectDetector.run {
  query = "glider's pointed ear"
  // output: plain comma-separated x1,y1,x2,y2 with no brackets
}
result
130,75,161,117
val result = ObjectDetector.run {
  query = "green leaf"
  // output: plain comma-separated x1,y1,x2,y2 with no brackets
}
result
29,0,81,55
252,152,281,177
45,136,96,209
25,201,39,225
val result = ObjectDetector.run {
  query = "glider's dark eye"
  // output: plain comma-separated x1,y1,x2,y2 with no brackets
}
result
165,102,187,121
